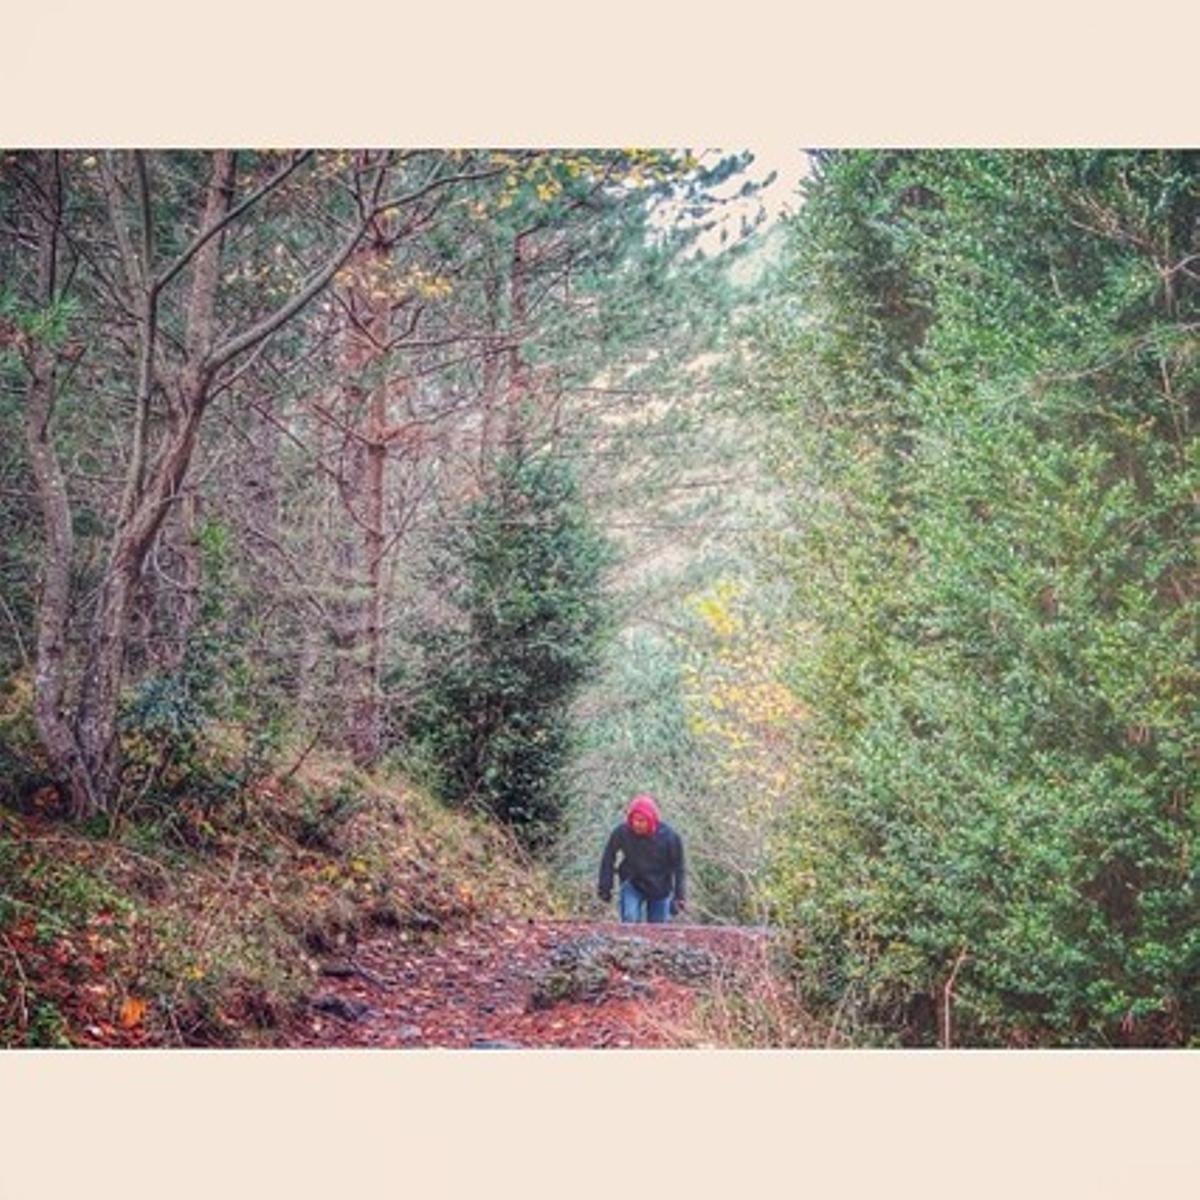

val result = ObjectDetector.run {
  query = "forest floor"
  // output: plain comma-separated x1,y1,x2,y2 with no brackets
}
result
287,919,780,1049
1,750,798,1049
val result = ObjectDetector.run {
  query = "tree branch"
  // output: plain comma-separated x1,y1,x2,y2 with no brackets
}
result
205,206,377,375
154,150,314,297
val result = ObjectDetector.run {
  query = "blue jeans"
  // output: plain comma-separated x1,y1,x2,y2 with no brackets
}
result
619,879,672,923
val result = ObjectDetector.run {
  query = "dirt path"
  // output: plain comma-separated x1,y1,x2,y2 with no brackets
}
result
288,920,775,1048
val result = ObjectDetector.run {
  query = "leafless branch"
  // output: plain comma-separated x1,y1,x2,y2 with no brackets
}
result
204,158,390,376
154,150,314,296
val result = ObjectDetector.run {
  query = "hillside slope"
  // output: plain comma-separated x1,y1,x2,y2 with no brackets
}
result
0,754,565,1047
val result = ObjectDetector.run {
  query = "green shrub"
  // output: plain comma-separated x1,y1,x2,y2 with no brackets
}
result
756,150,1197,1046
406,453,612,849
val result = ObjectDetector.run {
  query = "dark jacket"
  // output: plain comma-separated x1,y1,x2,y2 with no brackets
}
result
598,821,686,904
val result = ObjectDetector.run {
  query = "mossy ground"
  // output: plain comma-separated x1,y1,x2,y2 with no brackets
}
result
0,746,565,1047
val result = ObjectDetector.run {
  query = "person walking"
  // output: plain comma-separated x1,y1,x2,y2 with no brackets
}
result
597,793,686,923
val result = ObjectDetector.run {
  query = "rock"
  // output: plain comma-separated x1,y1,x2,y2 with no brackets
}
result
397,1024,423,1040
405,909,442,933
527,957,609,1010
311,995,371,1022
527,932,721,1011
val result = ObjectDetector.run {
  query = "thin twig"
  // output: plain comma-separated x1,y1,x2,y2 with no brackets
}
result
279,721,328,784
0,593,30,671
940,945,969,1049
0,931,30,1032
155,151,314,297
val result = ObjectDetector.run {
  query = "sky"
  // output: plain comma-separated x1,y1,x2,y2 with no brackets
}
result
686,147,810,258
738,146,811,223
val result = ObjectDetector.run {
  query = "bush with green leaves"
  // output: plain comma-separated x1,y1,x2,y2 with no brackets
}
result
755,150,1197,1046
406,454,612,849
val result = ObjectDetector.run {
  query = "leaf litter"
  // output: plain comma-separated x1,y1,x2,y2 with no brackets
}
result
288,920,772,1049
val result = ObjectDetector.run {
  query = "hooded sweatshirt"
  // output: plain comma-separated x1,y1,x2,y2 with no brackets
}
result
597,795,686,904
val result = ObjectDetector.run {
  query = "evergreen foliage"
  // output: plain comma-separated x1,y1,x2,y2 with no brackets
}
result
407,454,613,847
755,150,1197,1046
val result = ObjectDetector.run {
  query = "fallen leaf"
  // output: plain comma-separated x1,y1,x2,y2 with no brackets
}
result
119,997,147,1028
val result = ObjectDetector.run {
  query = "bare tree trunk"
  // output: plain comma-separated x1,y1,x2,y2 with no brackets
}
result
296,406,330,719
505,232,531,456
23,149,392,817
478,267,503,478
170,149,237,662
75,403,206,809
73,152,236,815
352,374,388,765
247,394,282,542
169,486,203,669
341,227,392,767
23,152,97,817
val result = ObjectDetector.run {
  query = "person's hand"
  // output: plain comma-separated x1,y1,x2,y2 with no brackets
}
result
671,899,685,917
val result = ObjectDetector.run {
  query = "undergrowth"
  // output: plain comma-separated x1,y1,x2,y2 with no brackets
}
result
0,736,564,1048
691,935,829,1049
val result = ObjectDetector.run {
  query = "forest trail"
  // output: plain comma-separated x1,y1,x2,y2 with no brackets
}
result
287,920,777,1049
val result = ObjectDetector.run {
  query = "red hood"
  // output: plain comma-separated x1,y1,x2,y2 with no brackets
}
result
626,794,661,835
